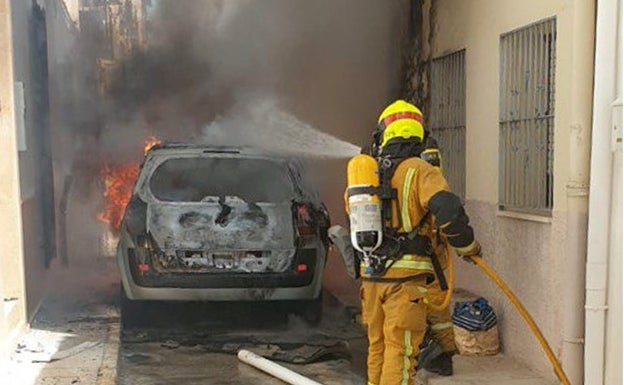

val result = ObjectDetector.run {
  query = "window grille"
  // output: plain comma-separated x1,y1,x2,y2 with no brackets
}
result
430,49,466,198
499,18,556,214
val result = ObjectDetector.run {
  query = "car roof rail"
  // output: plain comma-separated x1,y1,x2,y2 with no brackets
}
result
147,142,242,153
202,148,241,154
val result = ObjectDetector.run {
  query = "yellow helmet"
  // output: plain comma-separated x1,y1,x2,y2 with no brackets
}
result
377,100,425,148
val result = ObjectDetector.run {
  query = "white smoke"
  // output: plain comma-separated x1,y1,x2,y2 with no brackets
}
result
201,97,361,159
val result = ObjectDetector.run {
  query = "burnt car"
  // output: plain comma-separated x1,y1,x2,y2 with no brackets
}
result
117,144,330,325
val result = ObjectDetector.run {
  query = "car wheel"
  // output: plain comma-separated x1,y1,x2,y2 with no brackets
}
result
297,292,323,326
120,286,148,329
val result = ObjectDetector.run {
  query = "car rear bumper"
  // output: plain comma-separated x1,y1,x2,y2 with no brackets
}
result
118,241,324,302
121,282,322,302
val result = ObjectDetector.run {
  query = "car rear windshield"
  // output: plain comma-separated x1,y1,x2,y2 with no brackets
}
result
149,157,295,203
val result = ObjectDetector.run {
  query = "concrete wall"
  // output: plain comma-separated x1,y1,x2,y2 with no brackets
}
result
429,0,595,378
44,0,79,268
315,1,411,306
0,0,28,368
9,0,57,319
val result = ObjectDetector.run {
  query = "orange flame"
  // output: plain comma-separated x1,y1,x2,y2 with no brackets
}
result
144,135,161,154
99,136,160,231
98,163,139,231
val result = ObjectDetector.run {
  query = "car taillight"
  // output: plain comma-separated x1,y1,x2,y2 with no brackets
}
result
295,204,316,236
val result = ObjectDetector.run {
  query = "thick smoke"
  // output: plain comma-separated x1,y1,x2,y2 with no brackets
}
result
53,0,410,291
99,0,409,159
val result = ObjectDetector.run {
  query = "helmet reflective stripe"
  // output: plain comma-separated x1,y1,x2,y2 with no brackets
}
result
378,111,423,131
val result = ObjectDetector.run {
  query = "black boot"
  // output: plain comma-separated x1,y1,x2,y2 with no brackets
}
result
425,351,454,376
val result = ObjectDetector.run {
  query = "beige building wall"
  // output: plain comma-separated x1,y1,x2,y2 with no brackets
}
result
430,0,594,379
0,0,28,368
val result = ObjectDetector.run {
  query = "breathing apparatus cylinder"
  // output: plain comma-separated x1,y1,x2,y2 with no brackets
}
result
347,155,383,255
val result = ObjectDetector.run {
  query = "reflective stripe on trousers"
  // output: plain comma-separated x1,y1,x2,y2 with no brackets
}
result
402,331,413,385
431,321,453,331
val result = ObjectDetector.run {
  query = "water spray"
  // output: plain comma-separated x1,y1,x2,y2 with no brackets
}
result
202,99,361,159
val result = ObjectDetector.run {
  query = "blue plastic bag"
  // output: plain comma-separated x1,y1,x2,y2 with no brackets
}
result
452,297,498,332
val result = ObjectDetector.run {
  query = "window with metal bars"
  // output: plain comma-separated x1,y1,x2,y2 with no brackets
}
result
430,49,466,199
499,18,556,215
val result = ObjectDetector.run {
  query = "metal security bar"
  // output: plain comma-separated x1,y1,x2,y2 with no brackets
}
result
430,50,466,198
499,18,556,214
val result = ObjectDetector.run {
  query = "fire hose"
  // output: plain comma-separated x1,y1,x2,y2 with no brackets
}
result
422,243,454,312
468,255,571,385
425,243,571,385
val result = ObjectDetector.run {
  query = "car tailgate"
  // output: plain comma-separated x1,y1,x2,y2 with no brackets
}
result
146,200,294,251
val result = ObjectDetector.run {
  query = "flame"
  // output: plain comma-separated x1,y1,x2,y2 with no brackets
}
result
99,136,160,231
144,135,161,154
98,163,139,231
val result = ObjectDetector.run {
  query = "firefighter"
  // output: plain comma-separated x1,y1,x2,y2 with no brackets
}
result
346,100,480,385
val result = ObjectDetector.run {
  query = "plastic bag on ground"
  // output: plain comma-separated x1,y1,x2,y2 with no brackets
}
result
452,297,500,356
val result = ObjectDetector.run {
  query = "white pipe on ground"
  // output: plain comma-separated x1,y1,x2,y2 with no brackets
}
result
584,0,621,384
237,349,326,385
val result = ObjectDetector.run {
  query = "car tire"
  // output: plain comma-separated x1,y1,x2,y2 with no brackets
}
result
297,292,323,326
120,286,149,329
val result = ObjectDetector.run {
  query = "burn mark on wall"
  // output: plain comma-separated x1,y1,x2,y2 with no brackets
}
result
403,0,436,117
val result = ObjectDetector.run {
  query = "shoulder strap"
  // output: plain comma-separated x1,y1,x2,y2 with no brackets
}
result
377,156,401,232
407,212,431,240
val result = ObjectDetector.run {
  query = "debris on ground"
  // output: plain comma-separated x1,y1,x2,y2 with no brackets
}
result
15,336,102,363
122,329,353,364
48,340,102,362
263,341,350,364
160,340,181,349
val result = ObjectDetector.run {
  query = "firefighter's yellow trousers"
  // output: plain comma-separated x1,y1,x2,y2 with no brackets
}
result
361,277,428,385
425,279,456,353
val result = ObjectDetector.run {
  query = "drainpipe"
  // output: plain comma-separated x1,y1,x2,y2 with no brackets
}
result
561,1,596,384
603,96,622,384
584,0,621,383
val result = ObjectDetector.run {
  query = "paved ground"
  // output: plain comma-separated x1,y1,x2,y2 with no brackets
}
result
4,292,120,385
116,292,367,385
417,356,556,385
3,276,556,385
